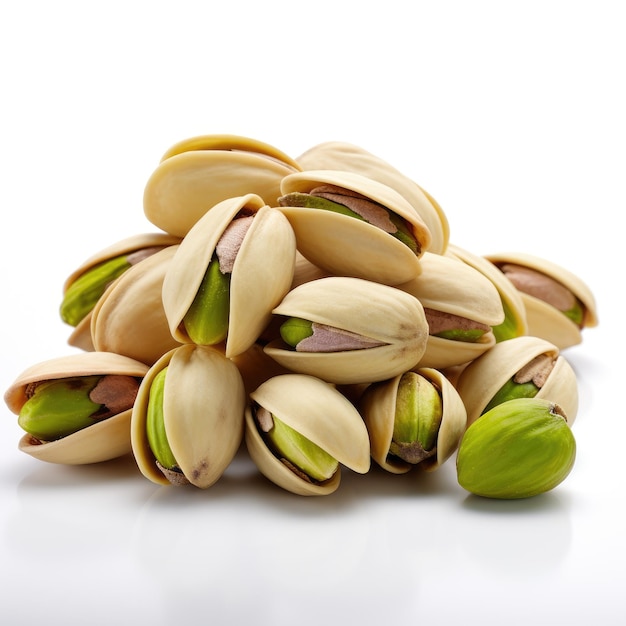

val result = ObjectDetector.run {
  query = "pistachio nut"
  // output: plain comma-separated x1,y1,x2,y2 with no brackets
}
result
296,141,449,254
485,252,598,349
131,344,246,488
264,276,429,385
396,252,505,369
90,246,182,366
4,352,148,464
162,194,296,358
61,233,181,351
277,170,431,285
244,374,371,496
143,134,301,237
445,243,528,342
455,335,578,427
456,397,576,499
360,367,466,474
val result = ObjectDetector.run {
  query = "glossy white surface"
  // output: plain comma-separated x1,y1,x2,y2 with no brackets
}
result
1,2,623,625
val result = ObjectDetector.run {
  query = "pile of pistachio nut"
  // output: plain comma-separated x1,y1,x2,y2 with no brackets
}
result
4,135,599,498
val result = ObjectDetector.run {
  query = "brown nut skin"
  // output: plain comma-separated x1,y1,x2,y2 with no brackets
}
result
131,344,246,488
244,374,371,496
454,335,579,427
360,367,467,474
4,351,149,465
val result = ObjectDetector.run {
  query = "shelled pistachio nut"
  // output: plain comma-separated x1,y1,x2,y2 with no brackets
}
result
456,397,576,499
360,367,467,474
277,170,431,285
4,351,149,464
455,335,578,427
485,251,598,349
90,246,182,365
296,141,449,254
264,276,429,385
396,252,505,369
143,134,301,237
446,243,528,342
61,233,181,351
131,344,246,488
245,374,371,496
162,193,296,358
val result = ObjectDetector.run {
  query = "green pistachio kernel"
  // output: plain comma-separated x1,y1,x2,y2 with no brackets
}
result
563,298,584,326
18,376,104,440
433,328,487,342
280,317,314,347
60,255,131,326
183,255,231,345
492,300,521,342
145,367,178,470
389,372,442,464
482,376,539,415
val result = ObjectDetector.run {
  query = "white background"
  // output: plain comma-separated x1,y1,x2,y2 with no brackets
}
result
1,1,623,624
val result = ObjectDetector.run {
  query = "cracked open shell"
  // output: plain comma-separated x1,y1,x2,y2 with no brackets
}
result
454,335,579,427
396,252,505,369
131,344,246,488
162,193,296,358
143,134,301,237
485,251,598,349
90,246,182,366
360,367,467,474
4,352,149,465
244,374,371,496
296,141,449,254
277,170,432,285
61,233,181,351
446,243,528,342
264,276,429,385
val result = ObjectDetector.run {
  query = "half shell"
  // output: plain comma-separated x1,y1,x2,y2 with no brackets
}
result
4,351,149,464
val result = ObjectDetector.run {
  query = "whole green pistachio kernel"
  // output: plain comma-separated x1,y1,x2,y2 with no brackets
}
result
278,192,366,221
563,298,584,326
18,376,104,441
492,300,520,342
145,367,178,470
456,397,576,499
280,317,314,348
433,328,487,343
482,376,539,415
183,255,231,345
60,255,132,326
262,411,338,482
389,372,443,464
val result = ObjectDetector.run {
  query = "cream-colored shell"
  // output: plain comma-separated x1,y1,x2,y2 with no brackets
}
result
397,252,505,369
63,233,182,351
264,277,429,385
446,243,528,340
143,135,301,237
296,141,449,254
4,351,149,465
485,251,598,349
131,344,246,488
91,246,182,365
454,335,579,426
245,374,371,496
278,170,432,285
162,194,296,358
360,367,467,474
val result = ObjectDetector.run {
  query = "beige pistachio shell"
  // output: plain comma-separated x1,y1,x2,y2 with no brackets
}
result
245,374,371,496
264,277,429,385
64,233,182,351
278,170,432,285
397,252,504,369
290,251,331,289
131,344,246,488
4,351,149,465
91,246,182,366
361,367,467,474
296,141,449,254
485,251,598,349
454,335,579,426
229,342,292,396
144,135,300,237
446,243,528,340
162,194,296,358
